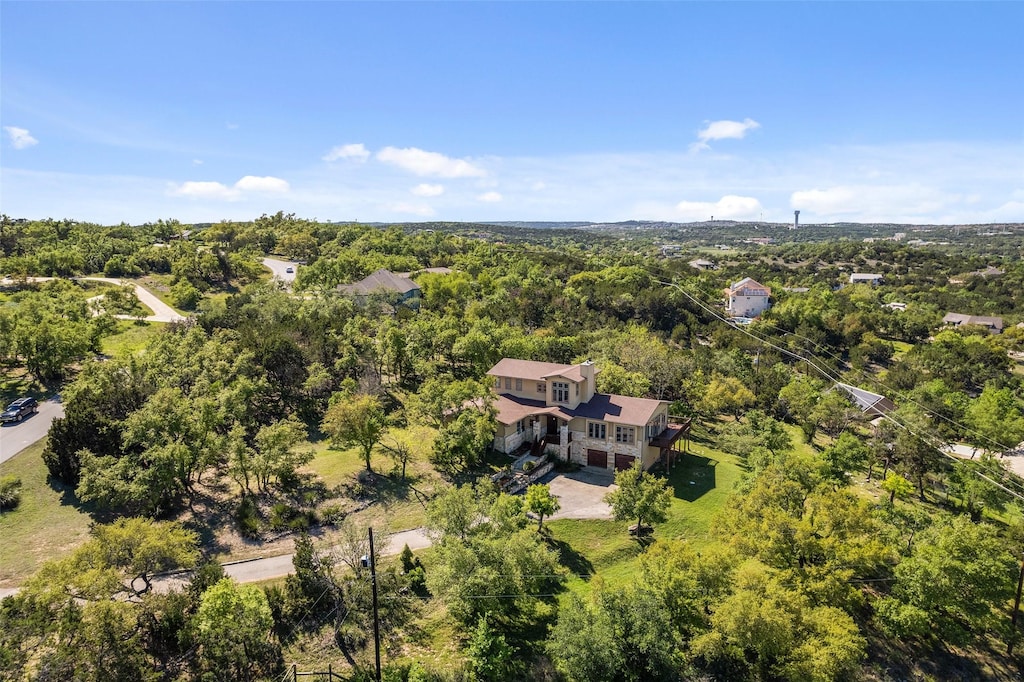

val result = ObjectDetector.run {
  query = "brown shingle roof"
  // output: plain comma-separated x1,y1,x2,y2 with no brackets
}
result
493,392,665,427
487,358,577,382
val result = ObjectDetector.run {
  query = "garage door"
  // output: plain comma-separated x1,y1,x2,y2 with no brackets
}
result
587,449,608,468
614,454,635,471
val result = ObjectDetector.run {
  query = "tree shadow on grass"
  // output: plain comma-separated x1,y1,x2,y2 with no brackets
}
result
544,536,595,581
665,453,717,503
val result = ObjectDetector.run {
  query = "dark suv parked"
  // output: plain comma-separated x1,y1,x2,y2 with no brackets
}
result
1,397,38,423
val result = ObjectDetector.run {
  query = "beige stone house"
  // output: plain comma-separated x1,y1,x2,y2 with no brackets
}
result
486,358,688,472
724,277,771,318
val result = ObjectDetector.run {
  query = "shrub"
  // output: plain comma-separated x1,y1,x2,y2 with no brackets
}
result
522,460,535,473
0,475,22,511
236,496,261,538
270,503,311,532
319,503,344,525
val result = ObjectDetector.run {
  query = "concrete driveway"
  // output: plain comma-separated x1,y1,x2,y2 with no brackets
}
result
543,467,617,520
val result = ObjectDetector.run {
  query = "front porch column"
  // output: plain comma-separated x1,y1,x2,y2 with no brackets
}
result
558,423,569,461
532,419,542,443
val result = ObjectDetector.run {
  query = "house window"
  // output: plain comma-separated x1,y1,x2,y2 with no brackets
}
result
517,420,524,434
588,422,606,440
494,377,501,388
515,378,523,391
505,377,512,390
615,426,635,444
552,381,569,402
575,383,579,396
537,382,545,394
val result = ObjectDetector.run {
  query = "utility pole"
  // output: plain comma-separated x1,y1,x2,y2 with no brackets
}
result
368,527,382,682
1009,550,1024,654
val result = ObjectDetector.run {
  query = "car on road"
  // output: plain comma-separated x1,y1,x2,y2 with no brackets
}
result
1,397,39,423
285,266,294,273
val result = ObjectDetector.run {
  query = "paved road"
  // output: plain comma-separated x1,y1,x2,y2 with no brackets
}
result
263,257,300,285
0,398,63,465
78,277,187,323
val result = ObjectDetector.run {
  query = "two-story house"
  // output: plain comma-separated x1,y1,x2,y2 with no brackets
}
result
485,358,687,472
724,277,771,318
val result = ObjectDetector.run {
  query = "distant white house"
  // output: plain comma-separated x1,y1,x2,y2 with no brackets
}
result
849,273,884,285
724,277,771,318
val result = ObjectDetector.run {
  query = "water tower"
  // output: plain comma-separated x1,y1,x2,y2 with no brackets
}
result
793,210,800,229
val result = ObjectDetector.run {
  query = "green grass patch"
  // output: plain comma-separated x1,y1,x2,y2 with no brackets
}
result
0,441,95,585
101,319,165,357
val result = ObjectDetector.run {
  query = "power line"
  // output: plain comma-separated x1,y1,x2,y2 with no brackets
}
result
658,278,1024,504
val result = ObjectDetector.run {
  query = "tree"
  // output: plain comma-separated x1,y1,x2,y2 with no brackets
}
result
692,560,866,681
876,515,1018,645
547,593,623,682
195,578,279,681
699,374,756,420
88,518,201,595
382,433,417,482
425,484,485,541
821,431,869,485
881,472,914,507
605,463,673,534
465,615,522,682
524,483,560,532
966,383,1024,454
322,393,387,471
251,418,311,490
431,407,496,475
548,583,682,682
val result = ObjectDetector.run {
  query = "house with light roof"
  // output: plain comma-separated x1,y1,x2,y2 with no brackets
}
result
485,358,688,472
724,277,771,318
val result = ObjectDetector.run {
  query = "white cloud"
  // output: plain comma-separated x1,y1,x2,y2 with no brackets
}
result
4,126,38,149
234,175,290,193
672,195,762,221
377,146,486,178
790,184,947,220
192,159,204,165
411,183,445,197
323,143,371,163
226,123,239,130
170,181,237,200
691,118,760,152
169,175,290,201
477,191,503,203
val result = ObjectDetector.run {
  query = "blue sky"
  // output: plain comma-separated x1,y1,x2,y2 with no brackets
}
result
2,1,1022,225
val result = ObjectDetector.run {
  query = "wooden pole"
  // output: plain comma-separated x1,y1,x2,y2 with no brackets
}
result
369,527,382,682
1009,551,1024,654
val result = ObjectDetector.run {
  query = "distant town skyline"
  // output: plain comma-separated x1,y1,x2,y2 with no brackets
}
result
2,2,1021,225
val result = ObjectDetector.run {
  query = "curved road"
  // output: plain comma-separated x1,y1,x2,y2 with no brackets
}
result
262,257,300,286
0,398,64,465
78,277,187,323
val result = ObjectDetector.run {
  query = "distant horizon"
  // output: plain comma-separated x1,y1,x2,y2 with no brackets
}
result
3,3,1021,225
6,215,1022,230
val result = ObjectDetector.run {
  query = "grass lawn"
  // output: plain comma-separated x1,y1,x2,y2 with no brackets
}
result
0,441,95,586
307,425,444,535
135,275,181,311
547,425,746,595
101,319,165,357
